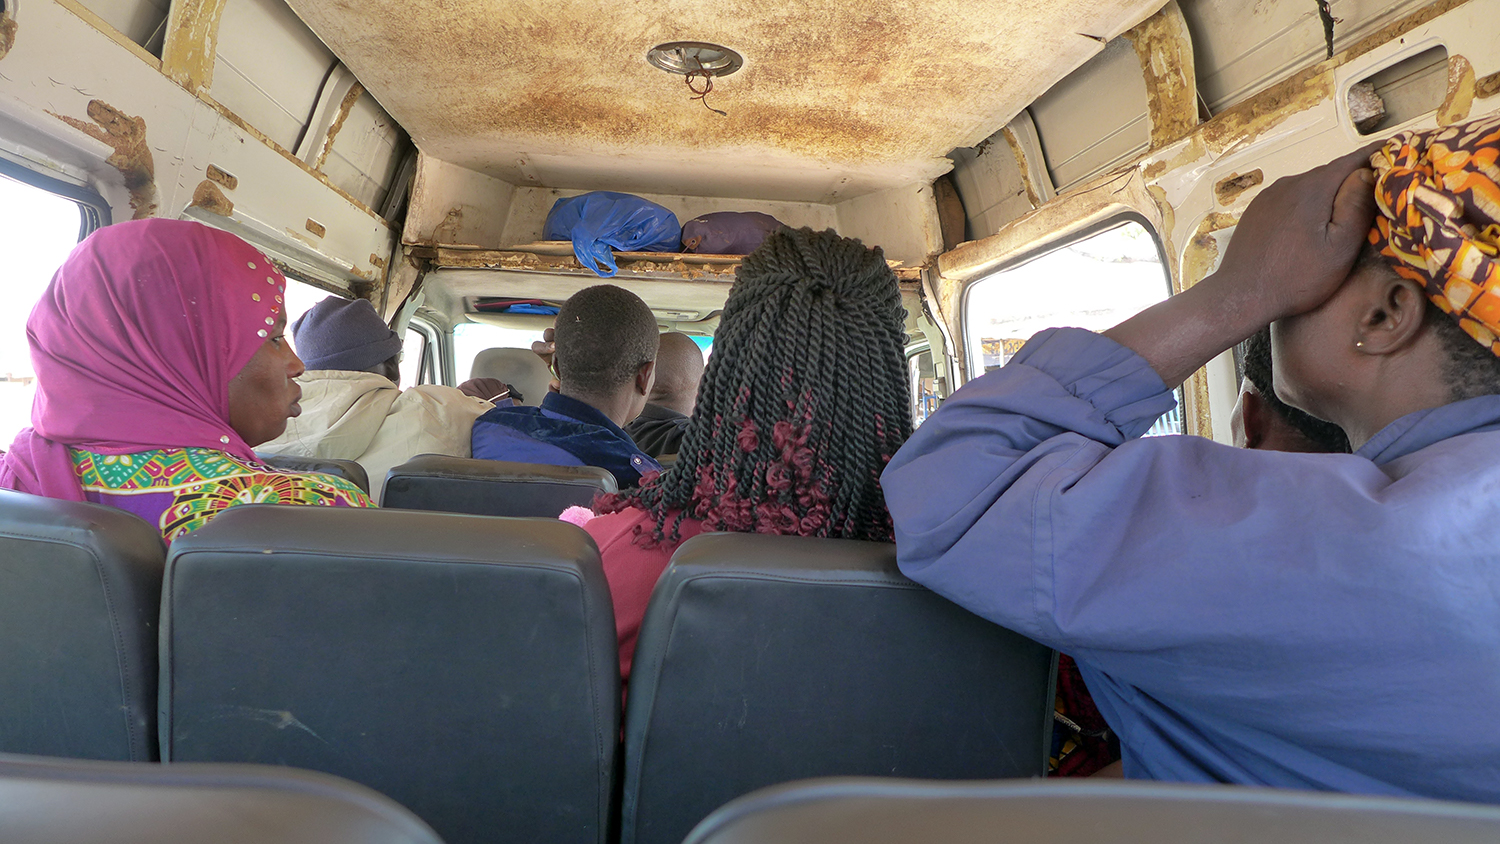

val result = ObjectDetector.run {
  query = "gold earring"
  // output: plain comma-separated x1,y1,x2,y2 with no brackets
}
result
1355,340,1366,349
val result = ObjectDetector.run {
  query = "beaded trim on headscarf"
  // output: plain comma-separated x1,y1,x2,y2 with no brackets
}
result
1368,113,1500,354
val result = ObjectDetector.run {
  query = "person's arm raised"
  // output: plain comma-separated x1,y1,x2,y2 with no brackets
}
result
1103,147,1380,388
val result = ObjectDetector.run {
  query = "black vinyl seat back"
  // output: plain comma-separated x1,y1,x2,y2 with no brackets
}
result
381,455,617,517
255,454,372,495
0,751,444,844
621,533,1055,844
683,777,1500,844
0,489,165,761
161,505,620,844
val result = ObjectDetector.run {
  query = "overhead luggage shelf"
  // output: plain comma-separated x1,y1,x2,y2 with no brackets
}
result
409,241,924,285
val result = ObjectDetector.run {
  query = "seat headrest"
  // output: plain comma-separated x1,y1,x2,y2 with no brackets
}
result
381,455,616,518
0,752,444,844
255,454,371,494
684,777,1500,844
470,348,552,406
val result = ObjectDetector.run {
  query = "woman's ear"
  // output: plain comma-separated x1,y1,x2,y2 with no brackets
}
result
1354,273,1428,355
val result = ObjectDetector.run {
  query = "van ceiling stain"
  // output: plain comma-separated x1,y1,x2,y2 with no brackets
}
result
284,0,1166,201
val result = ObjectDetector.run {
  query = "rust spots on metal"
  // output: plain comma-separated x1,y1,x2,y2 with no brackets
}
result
0,10,17,62
370,254,388,269
1200,65,1333,155
1124,0,1198,150
281,0,1159,187
933,174,966,251
53,100,158,219
305,218,327,238
1182,211,1238,290
1214,170,1264,206
432,207,465,245
190,180,234,216
1437,55,1476,126
202,97,390,228
161,0,229,93
1146,185,1176,271
1336,0,1474,66
1186,0,1477,160
1478,70,1500,101
206,164,238,190
314,83,366,172
1000,127,1041,208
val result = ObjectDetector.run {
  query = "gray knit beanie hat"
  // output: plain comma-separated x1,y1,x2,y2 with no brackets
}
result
291,296,403,372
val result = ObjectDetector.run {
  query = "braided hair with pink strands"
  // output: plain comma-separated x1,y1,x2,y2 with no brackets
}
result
597,226,913,547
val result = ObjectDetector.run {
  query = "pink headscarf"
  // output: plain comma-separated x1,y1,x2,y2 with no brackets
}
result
0,219,288,501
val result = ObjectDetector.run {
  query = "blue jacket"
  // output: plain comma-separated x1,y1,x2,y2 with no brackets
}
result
883,326,1500,803
471,392,661,488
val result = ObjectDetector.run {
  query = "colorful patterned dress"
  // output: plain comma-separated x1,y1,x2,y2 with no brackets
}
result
72,447,371,543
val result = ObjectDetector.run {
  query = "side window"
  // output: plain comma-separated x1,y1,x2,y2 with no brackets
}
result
907,346,944,427
399,326,429,388
963,218,1182,435
0,174,88,446
281,277,337,329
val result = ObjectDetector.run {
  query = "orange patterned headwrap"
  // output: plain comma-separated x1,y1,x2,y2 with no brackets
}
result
1369,113,1500,355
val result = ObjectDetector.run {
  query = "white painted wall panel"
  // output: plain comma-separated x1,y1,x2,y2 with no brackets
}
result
322,92,403,211
70,0,166,50
1180,0,1432,113
1029,36,1150,192
211,0,335,150
0,0,394,289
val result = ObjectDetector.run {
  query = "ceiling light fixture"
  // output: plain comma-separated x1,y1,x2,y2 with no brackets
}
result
646,42,743,78
647,42,742,117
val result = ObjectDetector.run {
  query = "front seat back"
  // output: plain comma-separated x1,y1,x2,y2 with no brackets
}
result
683,777,1500,844
0,752,443,844
621,533,1055,844
255,454,371,495
381,454,616,517
161,505,619,844
0,489,165,761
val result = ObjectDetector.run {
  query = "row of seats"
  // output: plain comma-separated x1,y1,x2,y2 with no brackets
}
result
0,752,442,844
0,487,1053,844
10,756,1500,844
684,777,1500,844
262,453,618,518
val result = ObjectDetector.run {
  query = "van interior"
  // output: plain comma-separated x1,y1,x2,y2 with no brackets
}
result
0,0,1498,839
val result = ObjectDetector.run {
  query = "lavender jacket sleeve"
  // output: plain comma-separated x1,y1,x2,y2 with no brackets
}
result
882,327,1500,798
882,326,1409,684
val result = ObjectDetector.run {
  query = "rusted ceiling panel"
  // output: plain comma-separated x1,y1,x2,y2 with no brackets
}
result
283,0,1167,201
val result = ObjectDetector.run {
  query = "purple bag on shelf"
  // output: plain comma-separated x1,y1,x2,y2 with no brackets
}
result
543,191,682,278
680,211,785,255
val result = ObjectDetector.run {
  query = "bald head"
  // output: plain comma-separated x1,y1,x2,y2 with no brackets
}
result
649,332,705,416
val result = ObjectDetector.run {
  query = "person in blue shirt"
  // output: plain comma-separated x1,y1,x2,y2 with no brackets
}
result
883,115,1500,803
470,284,662,487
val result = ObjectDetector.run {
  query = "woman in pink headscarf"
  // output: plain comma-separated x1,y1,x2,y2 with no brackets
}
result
0,219,370,542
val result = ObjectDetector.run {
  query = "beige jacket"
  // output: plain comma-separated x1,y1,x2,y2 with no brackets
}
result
258,370,492,503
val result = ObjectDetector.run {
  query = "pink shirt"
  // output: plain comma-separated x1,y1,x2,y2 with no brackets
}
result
583,507,705,679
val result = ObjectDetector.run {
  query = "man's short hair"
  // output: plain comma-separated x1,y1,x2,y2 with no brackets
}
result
1238,328,1351,453
553,285,659,398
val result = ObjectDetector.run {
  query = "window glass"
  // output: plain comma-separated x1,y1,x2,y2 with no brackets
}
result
453,323,546,383
965,219,1182,435
908,348,943,427
0,175,84,446
399,327,427,388
281,278,335,336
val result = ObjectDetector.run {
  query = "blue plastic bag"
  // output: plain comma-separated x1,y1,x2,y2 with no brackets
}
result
543,191,681,278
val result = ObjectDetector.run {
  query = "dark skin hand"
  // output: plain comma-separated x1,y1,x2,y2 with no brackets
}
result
1103,145,1381,387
